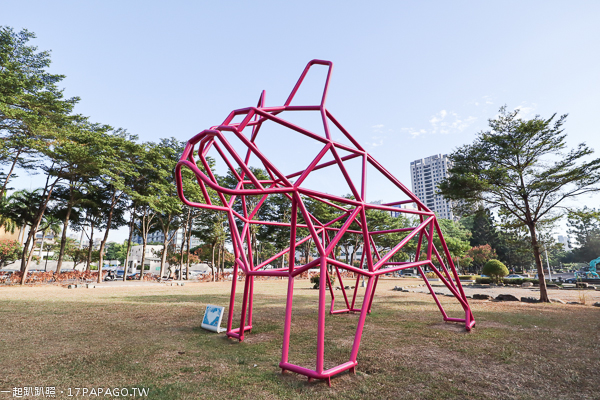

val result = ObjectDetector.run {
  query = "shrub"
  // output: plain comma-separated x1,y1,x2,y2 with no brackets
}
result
0,240,22,268
310,272,336,289
482,259,509,283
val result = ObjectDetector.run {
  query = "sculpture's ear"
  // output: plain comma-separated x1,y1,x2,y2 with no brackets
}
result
283,60,333,108
257,90,265,108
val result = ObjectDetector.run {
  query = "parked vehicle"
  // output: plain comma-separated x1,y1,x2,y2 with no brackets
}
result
506,274,525,279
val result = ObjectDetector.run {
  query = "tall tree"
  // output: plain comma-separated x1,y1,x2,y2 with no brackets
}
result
567,207,600,262
0,26,79,199
439,106,600,301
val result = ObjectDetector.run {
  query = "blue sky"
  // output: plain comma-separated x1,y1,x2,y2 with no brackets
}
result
4,1,600,241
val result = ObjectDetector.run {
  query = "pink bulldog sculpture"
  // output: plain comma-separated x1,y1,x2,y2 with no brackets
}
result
175,60,475,385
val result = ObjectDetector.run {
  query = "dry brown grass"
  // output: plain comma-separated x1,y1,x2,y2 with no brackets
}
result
0,278,599,399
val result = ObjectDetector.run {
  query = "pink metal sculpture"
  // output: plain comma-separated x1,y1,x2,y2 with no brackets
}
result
175,60,475,385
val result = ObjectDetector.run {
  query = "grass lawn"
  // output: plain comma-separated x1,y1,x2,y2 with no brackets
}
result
1,278,598,399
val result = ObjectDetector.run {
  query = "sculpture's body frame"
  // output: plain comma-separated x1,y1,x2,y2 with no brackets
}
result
175,60,475,385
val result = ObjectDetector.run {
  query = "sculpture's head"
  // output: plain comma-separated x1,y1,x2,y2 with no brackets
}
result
175,59,426,216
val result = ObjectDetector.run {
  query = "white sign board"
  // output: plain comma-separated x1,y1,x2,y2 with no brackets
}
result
201,304,225,333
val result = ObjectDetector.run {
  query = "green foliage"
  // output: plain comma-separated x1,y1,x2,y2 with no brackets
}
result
439,106,600,300
435,218,471,259
482,259,509,283
566,207,600,262
310,272,336,289
104,242,127,264
0,239,21,267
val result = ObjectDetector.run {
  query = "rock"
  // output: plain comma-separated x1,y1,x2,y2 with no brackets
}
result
444,294,454,297
522,282,533,288
466,295,472,299
86,284,95,289
550,298,566,304
402,289,410,292
593,302,600,307
546,284,559,289
496,294,520,302
345,286,350,290
521,297,539,303
567,301,582,305
68,284,75,289
392,286,403,291
435,292,445,296
335,286,341,290
472,294,492,300
576,282,589,288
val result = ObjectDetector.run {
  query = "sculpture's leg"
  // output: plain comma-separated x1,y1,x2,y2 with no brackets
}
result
316,258,327,375
226,260,240,336
350,274,360,311
281,274,295,366
247,274,254,332
238,275,251,341
417,265,449,320
367,275,379,314
350,276,375,364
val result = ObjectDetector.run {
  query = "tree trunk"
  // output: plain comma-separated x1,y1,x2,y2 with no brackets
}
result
20,174,60,284
38,229,45,259
216,243,222,281
123,212,135,281
139,237,147,281
56,194,74,274
0,147,22,199
160,234,168,280
86,221,95,272
185,215,193,280
97,190,119,283
211,242,216,281
527,222,549,302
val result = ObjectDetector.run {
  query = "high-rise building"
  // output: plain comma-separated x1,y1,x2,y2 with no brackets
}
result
132,227,201,249
410,154,454,220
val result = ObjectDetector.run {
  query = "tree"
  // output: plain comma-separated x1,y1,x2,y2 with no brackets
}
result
439,107,600,302
482,259,509,283
0,239,21,267
105,242,127,265
465,244,497,274
0,26,79,199
566,207,600,262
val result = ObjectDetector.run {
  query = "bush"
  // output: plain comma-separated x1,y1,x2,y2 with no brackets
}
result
482,259,509,283
0,239,22,268
310,272,336,289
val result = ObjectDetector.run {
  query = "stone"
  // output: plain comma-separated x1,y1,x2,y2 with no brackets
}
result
546,284,559,289
522,282,533,288
402,289,410,292
496,294,520,302
521,297,539,303
444,294,454,297
567,301,582,305
472,294,492,300
550,298,566,304
68,284,75,289
345,286,350,290
86,284,95,289
576,282,589,288
593,302,600,307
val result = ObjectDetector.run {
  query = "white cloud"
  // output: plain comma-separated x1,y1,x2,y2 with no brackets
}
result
429,110,476,135
515,104,536,119
401,110,477,138
371,124,384,129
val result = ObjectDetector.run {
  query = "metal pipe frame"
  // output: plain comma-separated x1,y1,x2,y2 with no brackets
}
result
175,59,475,386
